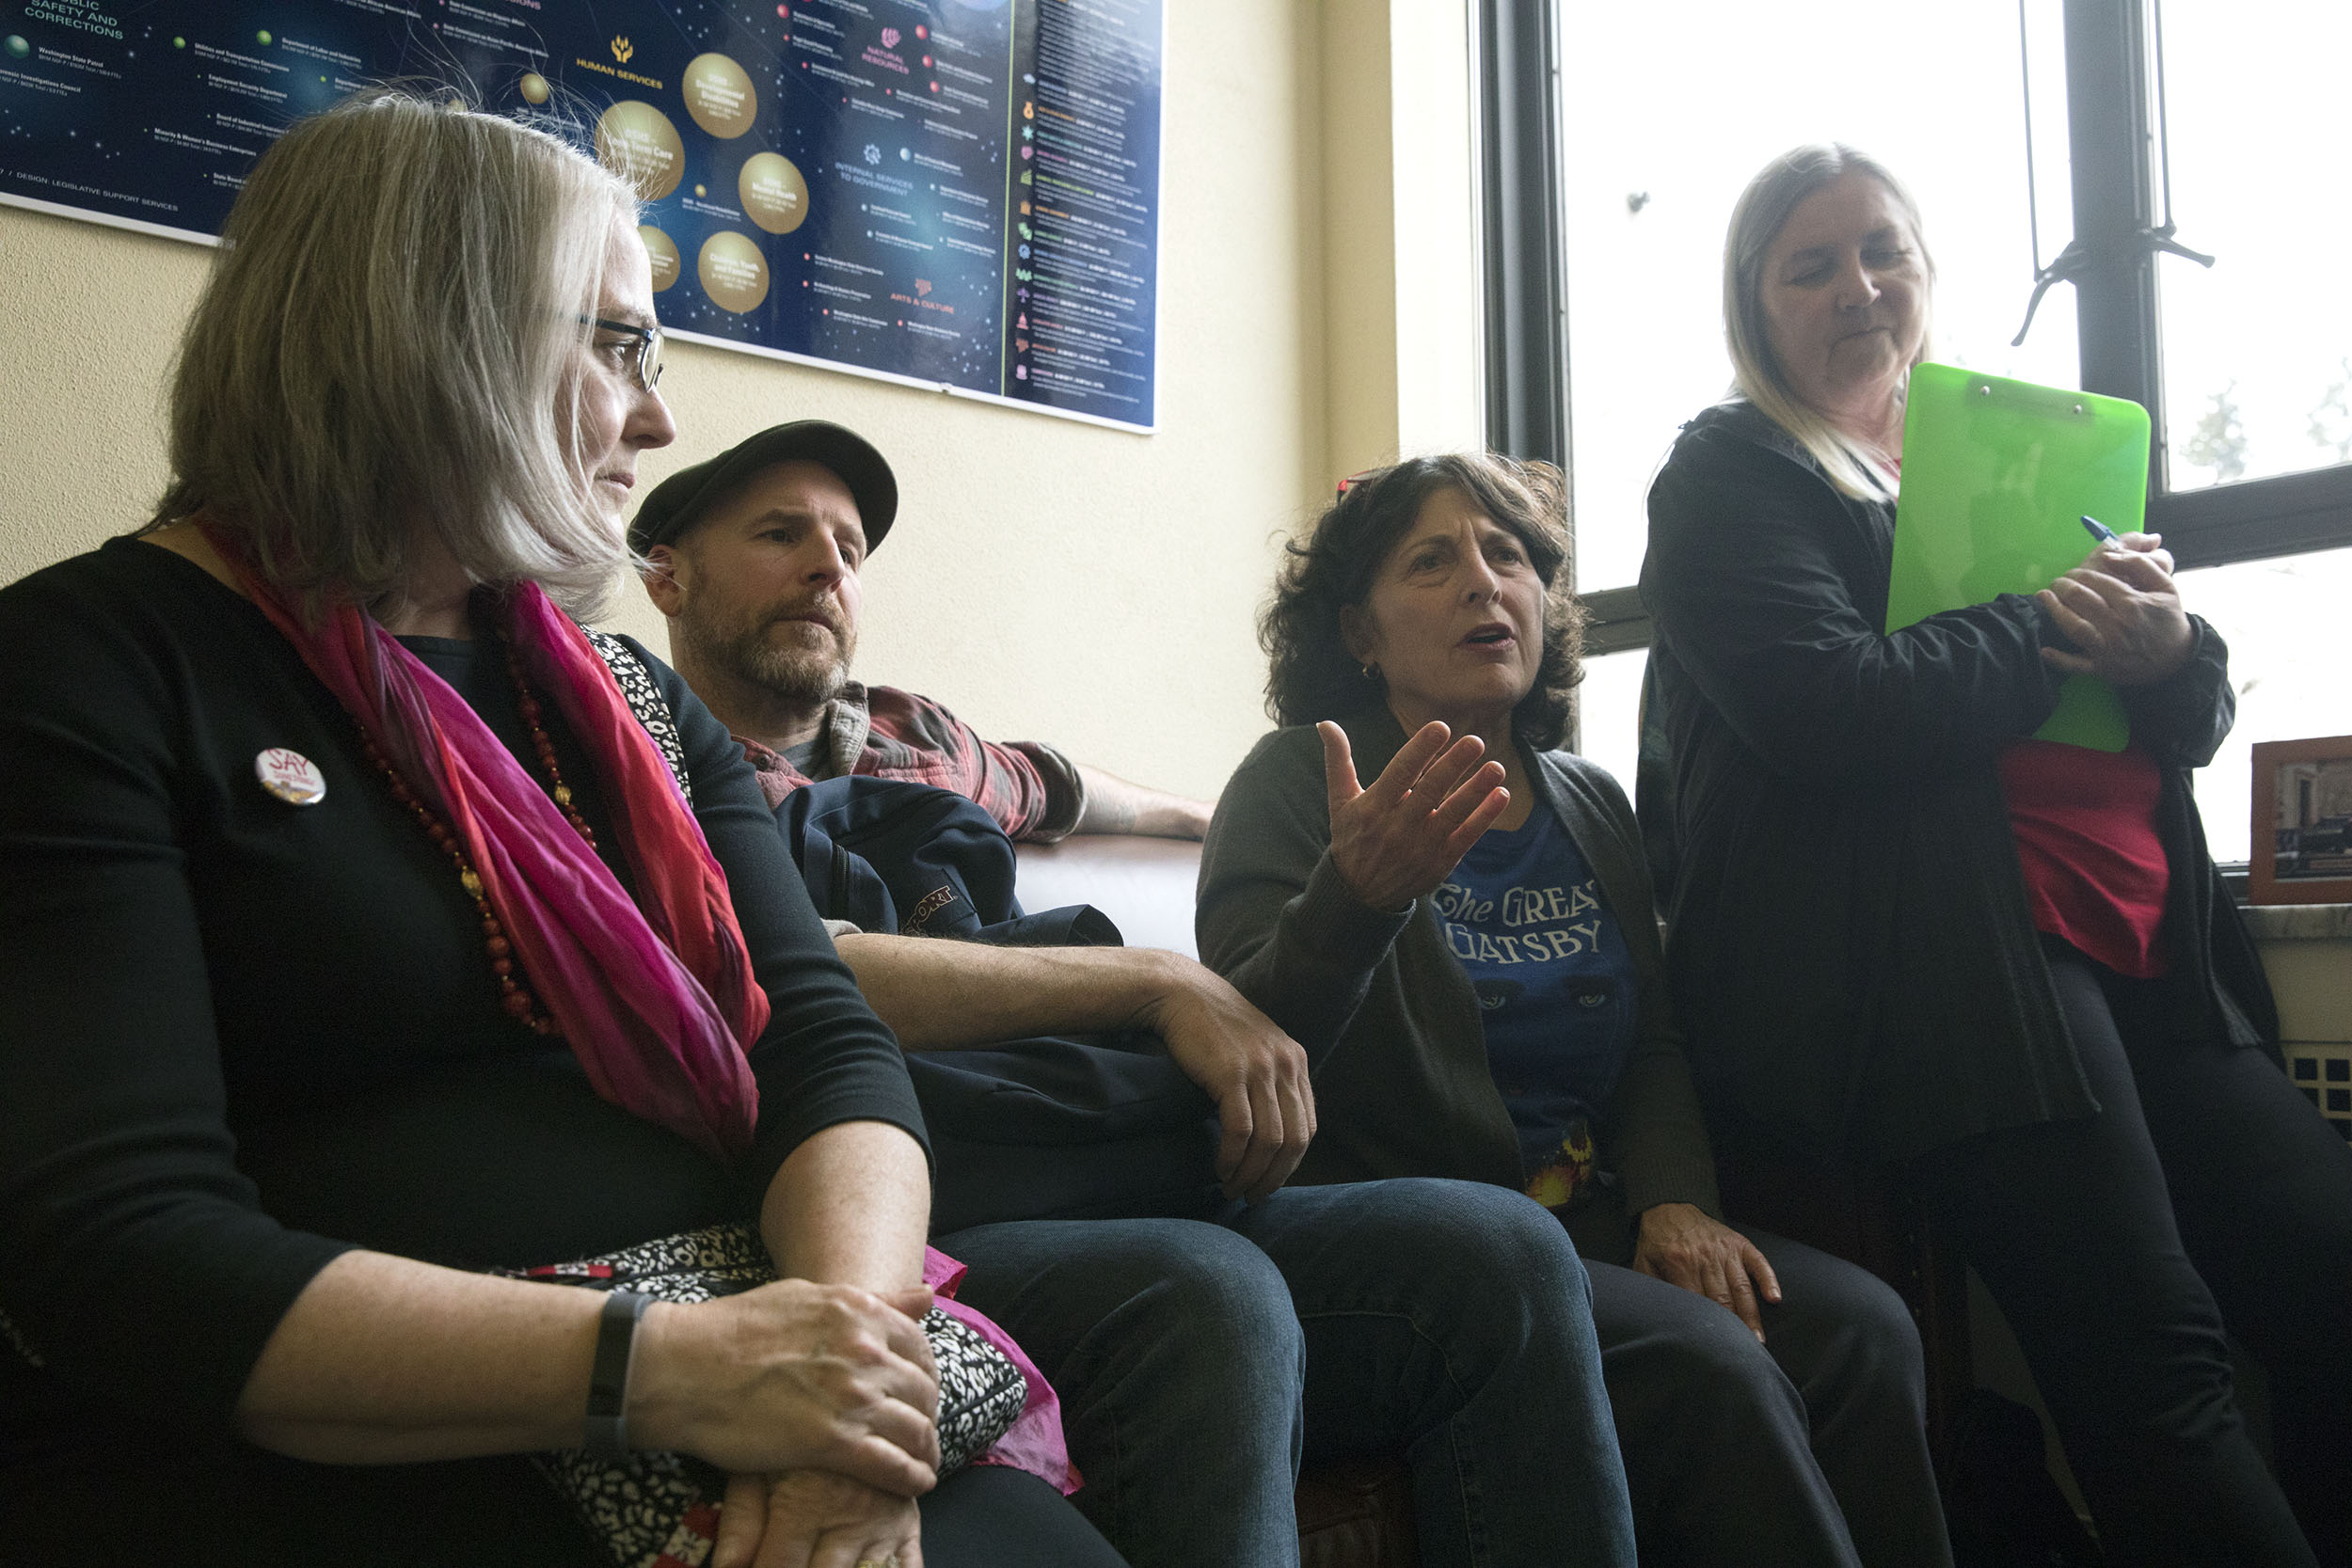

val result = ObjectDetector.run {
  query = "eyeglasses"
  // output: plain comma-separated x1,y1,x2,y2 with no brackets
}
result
585,316,665,392
1334,467,1380,501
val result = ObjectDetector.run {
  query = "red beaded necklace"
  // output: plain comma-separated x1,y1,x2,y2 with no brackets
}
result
362,643,597,1037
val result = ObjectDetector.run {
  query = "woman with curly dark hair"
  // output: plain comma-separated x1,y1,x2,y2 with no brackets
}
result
1199,453,1949,1567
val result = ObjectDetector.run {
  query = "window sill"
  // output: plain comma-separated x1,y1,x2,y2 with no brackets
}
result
2240,903,2352,943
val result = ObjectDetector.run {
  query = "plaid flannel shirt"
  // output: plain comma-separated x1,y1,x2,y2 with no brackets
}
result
739,681,1086,843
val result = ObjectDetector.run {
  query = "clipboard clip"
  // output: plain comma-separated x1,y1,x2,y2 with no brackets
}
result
2010,224,2216,348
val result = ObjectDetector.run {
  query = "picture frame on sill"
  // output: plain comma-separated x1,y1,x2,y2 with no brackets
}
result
2250,735,2352,906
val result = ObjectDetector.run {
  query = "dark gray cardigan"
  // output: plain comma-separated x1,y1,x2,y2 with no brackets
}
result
1197,706,1722,1221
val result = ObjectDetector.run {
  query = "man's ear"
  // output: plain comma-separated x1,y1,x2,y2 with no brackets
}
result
641,544,686,617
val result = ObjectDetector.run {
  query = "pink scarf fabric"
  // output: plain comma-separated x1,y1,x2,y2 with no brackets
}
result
211,528,767,1158
215,531,1074,1489
927,1247,1081,1494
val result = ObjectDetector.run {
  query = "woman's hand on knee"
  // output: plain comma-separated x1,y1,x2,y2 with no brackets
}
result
1321,720,1508,913
1632,1202,1782,1342
716,1468,926,1568
630,1280,942,1495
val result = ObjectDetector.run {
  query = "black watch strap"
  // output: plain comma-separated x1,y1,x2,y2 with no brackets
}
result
583,1289,651,1459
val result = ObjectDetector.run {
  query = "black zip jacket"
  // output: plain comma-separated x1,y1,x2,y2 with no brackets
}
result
1639,401,2276,1166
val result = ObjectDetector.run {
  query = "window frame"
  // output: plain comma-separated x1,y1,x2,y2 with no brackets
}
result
2061,0,2352,568
1476,0,1570,475
1482,0,2352,655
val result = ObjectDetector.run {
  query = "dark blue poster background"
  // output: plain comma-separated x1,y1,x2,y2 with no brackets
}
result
0,0,1159,429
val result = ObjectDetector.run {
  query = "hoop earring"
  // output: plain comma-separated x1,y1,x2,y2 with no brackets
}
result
1360,661,1378,681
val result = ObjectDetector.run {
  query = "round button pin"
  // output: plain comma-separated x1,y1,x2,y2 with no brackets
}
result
254,748,326,806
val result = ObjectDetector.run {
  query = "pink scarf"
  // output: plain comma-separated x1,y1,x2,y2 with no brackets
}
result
927,1248,1082,1495
215,531,1074,1488
211,527,767,1158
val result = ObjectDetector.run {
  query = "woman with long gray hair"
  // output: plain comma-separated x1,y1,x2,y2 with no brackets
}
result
0,90,1121,1568
1641,142,2352,1566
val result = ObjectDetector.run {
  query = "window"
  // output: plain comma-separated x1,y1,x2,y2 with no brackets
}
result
2169,547,2352,863
1574,647,1649,810
1552,0,2075,595
2152,4,2352,496
1482,0,2352,859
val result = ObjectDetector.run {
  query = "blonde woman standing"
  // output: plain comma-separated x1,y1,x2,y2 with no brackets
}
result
1640,144,2351,1567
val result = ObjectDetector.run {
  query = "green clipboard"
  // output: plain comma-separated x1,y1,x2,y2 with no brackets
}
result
1888,362,2150,752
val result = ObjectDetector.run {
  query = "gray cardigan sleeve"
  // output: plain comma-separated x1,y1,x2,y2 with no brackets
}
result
1196,726,1413,1063
1542,753,1723,1220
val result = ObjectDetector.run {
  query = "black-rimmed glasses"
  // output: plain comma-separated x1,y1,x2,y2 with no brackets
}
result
586,316,665,392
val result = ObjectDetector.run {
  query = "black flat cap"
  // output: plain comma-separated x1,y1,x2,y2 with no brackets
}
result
628,420,899,556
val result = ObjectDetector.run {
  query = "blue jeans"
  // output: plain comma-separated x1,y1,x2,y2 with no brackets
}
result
936,1177,1635,1568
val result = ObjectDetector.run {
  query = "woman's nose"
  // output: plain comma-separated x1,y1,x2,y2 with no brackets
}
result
1836,255,1881,311
628,386,678,451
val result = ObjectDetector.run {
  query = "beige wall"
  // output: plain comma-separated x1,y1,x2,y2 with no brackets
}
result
1320,0,1486,474
0,0,1479,800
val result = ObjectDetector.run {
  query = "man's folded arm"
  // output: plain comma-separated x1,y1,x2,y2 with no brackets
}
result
832,932,1184,1050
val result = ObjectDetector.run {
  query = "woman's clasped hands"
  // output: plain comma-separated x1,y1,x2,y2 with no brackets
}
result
1320,720,1511,913
2037,532,2197,688
628,1277,943,1568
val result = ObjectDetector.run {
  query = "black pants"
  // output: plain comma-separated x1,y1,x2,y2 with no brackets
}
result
1567,1199,1951,1568
1911,947,2352,1568
6,1441,1127,1568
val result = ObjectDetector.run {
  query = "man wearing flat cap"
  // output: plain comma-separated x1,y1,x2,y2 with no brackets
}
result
630,420,1209,841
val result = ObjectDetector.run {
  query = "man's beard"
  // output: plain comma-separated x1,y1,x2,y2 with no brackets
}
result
680,599,855,711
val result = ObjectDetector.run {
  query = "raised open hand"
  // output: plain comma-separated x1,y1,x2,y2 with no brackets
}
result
1321,720,1509,913
2038,532,2195,687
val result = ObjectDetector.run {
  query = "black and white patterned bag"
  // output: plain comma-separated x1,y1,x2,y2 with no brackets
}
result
500,1222,1029,1568
584,629,691,805
564,639,1030,1562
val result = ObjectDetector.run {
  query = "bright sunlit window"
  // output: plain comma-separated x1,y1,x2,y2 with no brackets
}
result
1558,0,2076,600
2182,547,2352,863
2156,6,2352,492
1523,0,2352,844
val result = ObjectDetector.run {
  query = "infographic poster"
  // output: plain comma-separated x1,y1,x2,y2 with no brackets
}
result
0,0,1162,429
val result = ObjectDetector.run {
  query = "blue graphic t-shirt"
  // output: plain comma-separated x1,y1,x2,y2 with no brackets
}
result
1432,803,1637,1208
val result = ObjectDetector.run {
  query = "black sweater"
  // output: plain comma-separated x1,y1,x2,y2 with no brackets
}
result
0,539,924,1458
1639,402,2275,1166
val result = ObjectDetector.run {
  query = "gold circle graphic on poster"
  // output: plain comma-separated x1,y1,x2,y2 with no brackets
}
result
638,225,682,293
682,53,757,140
595,101,684,201
698,231,771,313
517,71,551,105
738,152,809,234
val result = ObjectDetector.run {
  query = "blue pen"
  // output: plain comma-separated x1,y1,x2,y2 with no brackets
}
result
2080,515,2121,546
